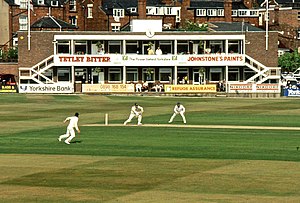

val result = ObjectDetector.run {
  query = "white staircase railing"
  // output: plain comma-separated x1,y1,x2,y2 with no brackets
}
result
244,55,280,84
19,55,55,84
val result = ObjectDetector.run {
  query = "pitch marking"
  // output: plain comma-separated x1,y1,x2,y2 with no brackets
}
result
82,124,300,131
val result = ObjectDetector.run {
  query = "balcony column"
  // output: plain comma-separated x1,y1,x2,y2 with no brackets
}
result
174,65,178,85
53,40,57,55
174,39,177,55
71,65,75,92
123,65,126,84
174,40,178,85
123,39,126,54
71,39,74,54
123,40,127,84
225,65,228,93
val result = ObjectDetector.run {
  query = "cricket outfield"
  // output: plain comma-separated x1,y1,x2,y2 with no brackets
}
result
0,94,300,202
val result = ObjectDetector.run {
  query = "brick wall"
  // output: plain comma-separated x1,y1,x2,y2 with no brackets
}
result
138,0,146,19
180,0,193,26
0,63,18,76
245,31,278,67
268,8,300,51
224,0,233,22
18,31,54,67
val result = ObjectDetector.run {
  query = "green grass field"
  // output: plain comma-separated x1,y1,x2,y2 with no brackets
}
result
1,94,300,202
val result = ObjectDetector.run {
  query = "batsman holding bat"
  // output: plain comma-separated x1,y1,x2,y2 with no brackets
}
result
168,102,186,124
124,103,144,125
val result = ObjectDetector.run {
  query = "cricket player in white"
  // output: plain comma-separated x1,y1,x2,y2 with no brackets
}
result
168,102,186,124
58,112,80,144
124,103,144,125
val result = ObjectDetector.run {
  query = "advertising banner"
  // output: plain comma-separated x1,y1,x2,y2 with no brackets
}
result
122,55,176,66
0,85,17,93
54,55,123,66
177,54,245,66
228,84,280,93
82,84,135,93
19,84,74,93
164,85,217,93
54,54,245,67
283,88,300,97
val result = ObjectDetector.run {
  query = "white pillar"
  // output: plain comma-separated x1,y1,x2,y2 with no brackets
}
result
123,65,126,84
225,65,228,93
174,65,178,85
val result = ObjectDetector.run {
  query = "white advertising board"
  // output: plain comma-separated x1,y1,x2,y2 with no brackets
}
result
130,19,162,32
228,84,280,93
19,84,74,93
82,84,135,93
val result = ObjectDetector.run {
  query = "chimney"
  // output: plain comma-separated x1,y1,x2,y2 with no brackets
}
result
224,0,233,22
274,5,279,25
138,0,147,19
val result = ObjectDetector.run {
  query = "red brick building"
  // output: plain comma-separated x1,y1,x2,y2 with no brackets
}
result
1,0,261,48
257,0,300,52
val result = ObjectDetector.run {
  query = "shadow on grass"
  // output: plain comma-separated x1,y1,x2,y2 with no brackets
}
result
70,140,82,144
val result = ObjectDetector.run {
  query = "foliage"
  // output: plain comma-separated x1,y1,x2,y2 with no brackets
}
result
95,41,102,48
7,47,18,59
278,51,300,72
0,47,18,61
182,20,208,31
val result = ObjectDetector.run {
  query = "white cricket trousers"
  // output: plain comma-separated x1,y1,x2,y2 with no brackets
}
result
169,112,186,123
124,113,142,125
59,127,75,142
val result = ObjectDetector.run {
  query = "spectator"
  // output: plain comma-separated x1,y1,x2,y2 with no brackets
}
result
155,47,162,55
142,81,149,92
286,80,292,89
217,80,225,92
154,82,163,92
147,48,154,55
168,75,172,84
136,83,142,92
184,76,188,84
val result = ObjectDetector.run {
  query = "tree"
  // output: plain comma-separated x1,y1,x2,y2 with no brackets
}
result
278,51,300,72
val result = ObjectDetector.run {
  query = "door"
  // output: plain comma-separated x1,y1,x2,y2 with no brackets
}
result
92,68,104,84
193,72,200,85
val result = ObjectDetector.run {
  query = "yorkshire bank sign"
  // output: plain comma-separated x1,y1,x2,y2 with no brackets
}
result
54,54,245,66
19,84,74,93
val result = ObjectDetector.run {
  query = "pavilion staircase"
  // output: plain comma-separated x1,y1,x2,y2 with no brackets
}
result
19,55,55,84
243,55,280,84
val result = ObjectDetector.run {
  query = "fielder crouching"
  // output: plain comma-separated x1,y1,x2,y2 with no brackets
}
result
124,103,144,125
168,102,186,124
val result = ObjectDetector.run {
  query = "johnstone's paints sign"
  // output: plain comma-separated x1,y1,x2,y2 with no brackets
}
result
19,84,74,93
